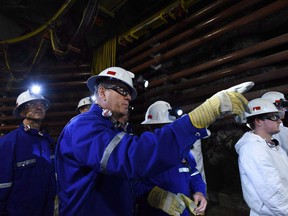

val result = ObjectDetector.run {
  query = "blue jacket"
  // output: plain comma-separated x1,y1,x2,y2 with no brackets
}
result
134,151,206,216
55,104,208,216
0,124,56,216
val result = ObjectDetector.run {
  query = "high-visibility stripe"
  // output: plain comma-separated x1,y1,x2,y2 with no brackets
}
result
100,132,126,173
16,158,36,167
0,182,12,189
191,171,200,176
178,167,190,173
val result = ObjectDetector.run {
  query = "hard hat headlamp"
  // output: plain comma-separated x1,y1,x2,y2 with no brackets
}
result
168,107,183,118
275,99,288,110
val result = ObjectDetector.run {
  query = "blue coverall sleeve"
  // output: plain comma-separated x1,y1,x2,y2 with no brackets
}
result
65,114,208,180
0,138,14,214
190,173,206,197
188,153,206,197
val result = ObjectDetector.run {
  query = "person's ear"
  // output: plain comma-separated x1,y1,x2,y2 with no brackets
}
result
98,86,107,101
255,118,263,126
19,110,27,118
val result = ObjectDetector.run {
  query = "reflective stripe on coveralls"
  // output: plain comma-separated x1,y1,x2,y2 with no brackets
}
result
191,171,200,176
16,159,36,167
100,132,126,173
0,182,12,189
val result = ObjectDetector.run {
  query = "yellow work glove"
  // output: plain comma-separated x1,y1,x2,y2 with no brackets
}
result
189,91,248,128
178,194,205,216
147,186,186,216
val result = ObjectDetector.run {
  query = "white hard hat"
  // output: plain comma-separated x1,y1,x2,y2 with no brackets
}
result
13,90,50,118
77,97,93,110
87,67,137,100
245,98,278,118
141,101,176,124
261,91,286,104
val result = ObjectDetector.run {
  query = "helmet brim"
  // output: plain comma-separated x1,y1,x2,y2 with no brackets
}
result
141,119,173,125
13,98,50,118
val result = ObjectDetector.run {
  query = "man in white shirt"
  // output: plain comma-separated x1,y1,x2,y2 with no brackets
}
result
235,98,288,215
262,91,288,156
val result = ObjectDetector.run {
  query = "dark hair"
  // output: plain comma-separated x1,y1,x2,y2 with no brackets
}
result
246,117,256,129
246,113,273,129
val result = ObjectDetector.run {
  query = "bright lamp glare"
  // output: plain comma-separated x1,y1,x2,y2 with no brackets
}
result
136,75,149,89
31,85,41,94
144,80,149,88
169,107,183,118
177,109,183,116
91,95,96,102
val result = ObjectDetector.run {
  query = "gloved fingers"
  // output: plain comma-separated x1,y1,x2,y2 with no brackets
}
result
178,193,197,215
234,92,250,113
215,90,232,113
161,193,185,216
147,187,186,216
215,91,249,115
168,194,185,214
226,92,249,114
170,211,180,216
175,194,186,212
225,81,254,94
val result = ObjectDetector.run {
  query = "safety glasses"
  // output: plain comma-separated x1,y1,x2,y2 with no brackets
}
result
104,85,132,97
260,114,281,122
24,101,48,109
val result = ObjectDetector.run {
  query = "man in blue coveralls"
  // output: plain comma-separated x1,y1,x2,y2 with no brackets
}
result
0,90,56,216
55,66,248,216
135,100,207,216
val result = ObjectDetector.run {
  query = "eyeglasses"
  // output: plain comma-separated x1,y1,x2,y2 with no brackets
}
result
260,114,281,122
104,85,132,97
24,101,47,109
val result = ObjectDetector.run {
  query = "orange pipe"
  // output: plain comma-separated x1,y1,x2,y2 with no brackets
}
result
130,1,288,73
120,0,230,62
121,0,261,68
150,33,288,88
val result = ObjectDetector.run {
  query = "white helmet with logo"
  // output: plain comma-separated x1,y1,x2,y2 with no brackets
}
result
87,67,137,100
13,90,50,118
77,97,93,111
245,98,278,118
261,91,286,105
141,101,176,124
